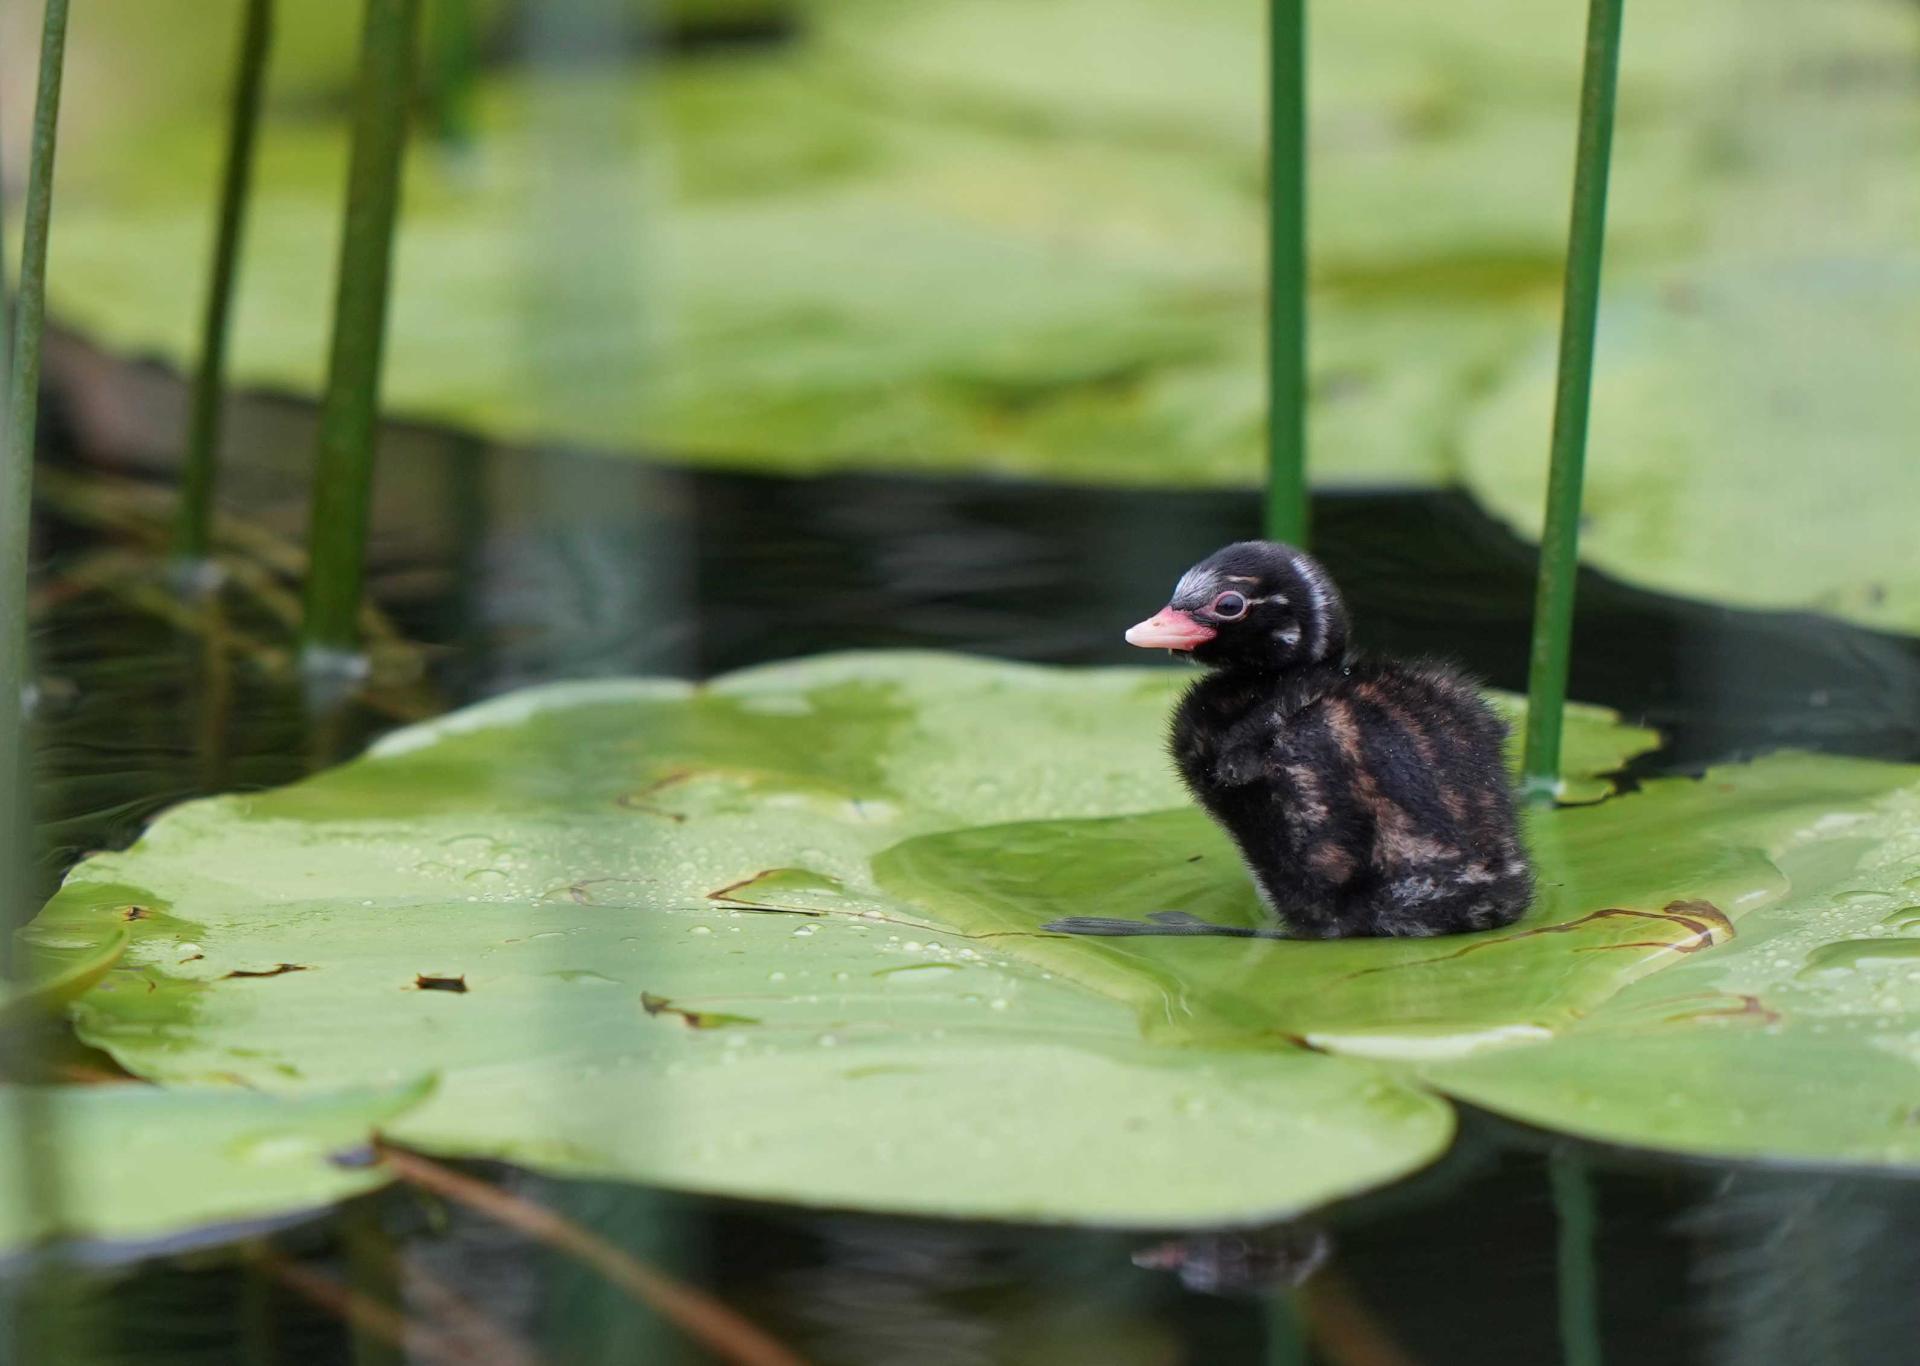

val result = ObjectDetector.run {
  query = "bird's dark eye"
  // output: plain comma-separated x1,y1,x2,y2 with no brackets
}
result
1209,591,1249,620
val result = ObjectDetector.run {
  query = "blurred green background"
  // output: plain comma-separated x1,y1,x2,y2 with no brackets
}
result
10,0,1919,628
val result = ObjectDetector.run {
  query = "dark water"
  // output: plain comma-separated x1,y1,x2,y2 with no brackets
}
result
16,380,1920,1365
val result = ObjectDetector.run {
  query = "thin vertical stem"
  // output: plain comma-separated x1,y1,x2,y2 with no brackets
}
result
3,0,72,954
1265,0,1308,547
300,0,423,661
1522,0,1624,799
0,40,20,966
342,1205,407,1366
2,9,75,1340
428,0,480,149
1551,1151,1604,1366
1265,1292,1310,1366
176,0,275,568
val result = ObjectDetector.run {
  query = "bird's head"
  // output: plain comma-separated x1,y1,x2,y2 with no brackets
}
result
1124,540,1350,673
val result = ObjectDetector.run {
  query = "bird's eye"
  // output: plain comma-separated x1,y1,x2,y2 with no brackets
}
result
1210,591,1249,620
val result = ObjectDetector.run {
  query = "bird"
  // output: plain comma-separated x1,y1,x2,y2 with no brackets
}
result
1045,540,1533,940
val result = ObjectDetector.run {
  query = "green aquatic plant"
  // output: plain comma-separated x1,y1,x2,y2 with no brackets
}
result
1266,0,1308,546
3,0,73,961
301,0,424,659
176,0,275,569
425,0,479,150
1521,0,1622,800
15,655,1920,1250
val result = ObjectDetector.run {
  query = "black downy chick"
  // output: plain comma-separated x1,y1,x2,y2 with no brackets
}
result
1047,541,1533,940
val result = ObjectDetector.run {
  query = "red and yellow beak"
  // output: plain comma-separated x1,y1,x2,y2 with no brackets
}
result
1124,607,1216,652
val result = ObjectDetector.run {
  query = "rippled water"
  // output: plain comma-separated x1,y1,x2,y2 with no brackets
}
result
16,379,1920,1364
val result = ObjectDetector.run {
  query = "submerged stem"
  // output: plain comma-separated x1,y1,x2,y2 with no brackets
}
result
1551,1151,1604,1366
376,1143,806,1366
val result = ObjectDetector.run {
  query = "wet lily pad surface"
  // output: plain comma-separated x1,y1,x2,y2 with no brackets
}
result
23,655,1920,1242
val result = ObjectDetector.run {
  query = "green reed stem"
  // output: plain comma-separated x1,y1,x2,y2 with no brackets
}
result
341,1205,406,1366
177,0,275,568
0,73,19,965
1265,0,1308,547
1264,1291,1310,1366
3,0,72,955
428,0,479,148
1522,0,1623,800
1,3,75,1332
301,0,423,661
1551,1151,1604,1366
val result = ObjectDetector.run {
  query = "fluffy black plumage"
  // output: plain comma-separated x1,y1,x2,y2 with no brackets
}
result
1048,540,1533,941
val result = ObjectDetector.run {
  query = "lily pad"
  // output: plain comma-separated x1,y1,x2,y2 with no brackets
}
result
1425,753,1920,1165
0,929,126,1031
0,1080,429,1258
21,657,1920,1231
22,655,1645,1229
15,0,1788,486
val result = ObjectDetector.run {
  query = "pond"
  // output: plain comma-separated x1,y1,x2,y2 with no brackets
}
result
16,352,1920,1365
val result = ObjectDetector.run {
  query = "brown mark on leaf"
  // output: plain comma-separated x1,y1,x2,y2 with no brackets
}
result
222,963,309,980
706,869,827,916
708,870,783,903
1344,900,1734,980
563,876,650,907
1662,993,1780,1027
615,767,697,822
121,905,151,921
1508,901,1732,954
640,992,759,1029
414,974,469,993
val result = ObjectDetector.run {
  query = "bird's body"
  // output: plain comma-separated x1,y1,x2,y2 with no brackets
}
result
1048,540,1532,941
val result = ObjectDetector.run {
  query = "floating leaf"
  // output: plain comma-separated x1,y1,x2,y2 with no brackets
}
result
0,929,127,1031
21,657,1638,1227
1463,264,1920,634
0,1080,430,1258
30,0,1734,493
25,658,1920,1231
0,657,1578,1226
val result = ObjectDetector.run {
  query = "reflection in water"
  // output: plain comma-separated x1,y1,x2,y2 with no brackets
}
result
1679,1173,1920,1366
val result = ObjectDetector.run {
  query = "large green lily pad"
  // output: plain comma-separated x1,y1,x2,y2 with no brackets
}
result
21,655,1920,1239
21,655,1639,1233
